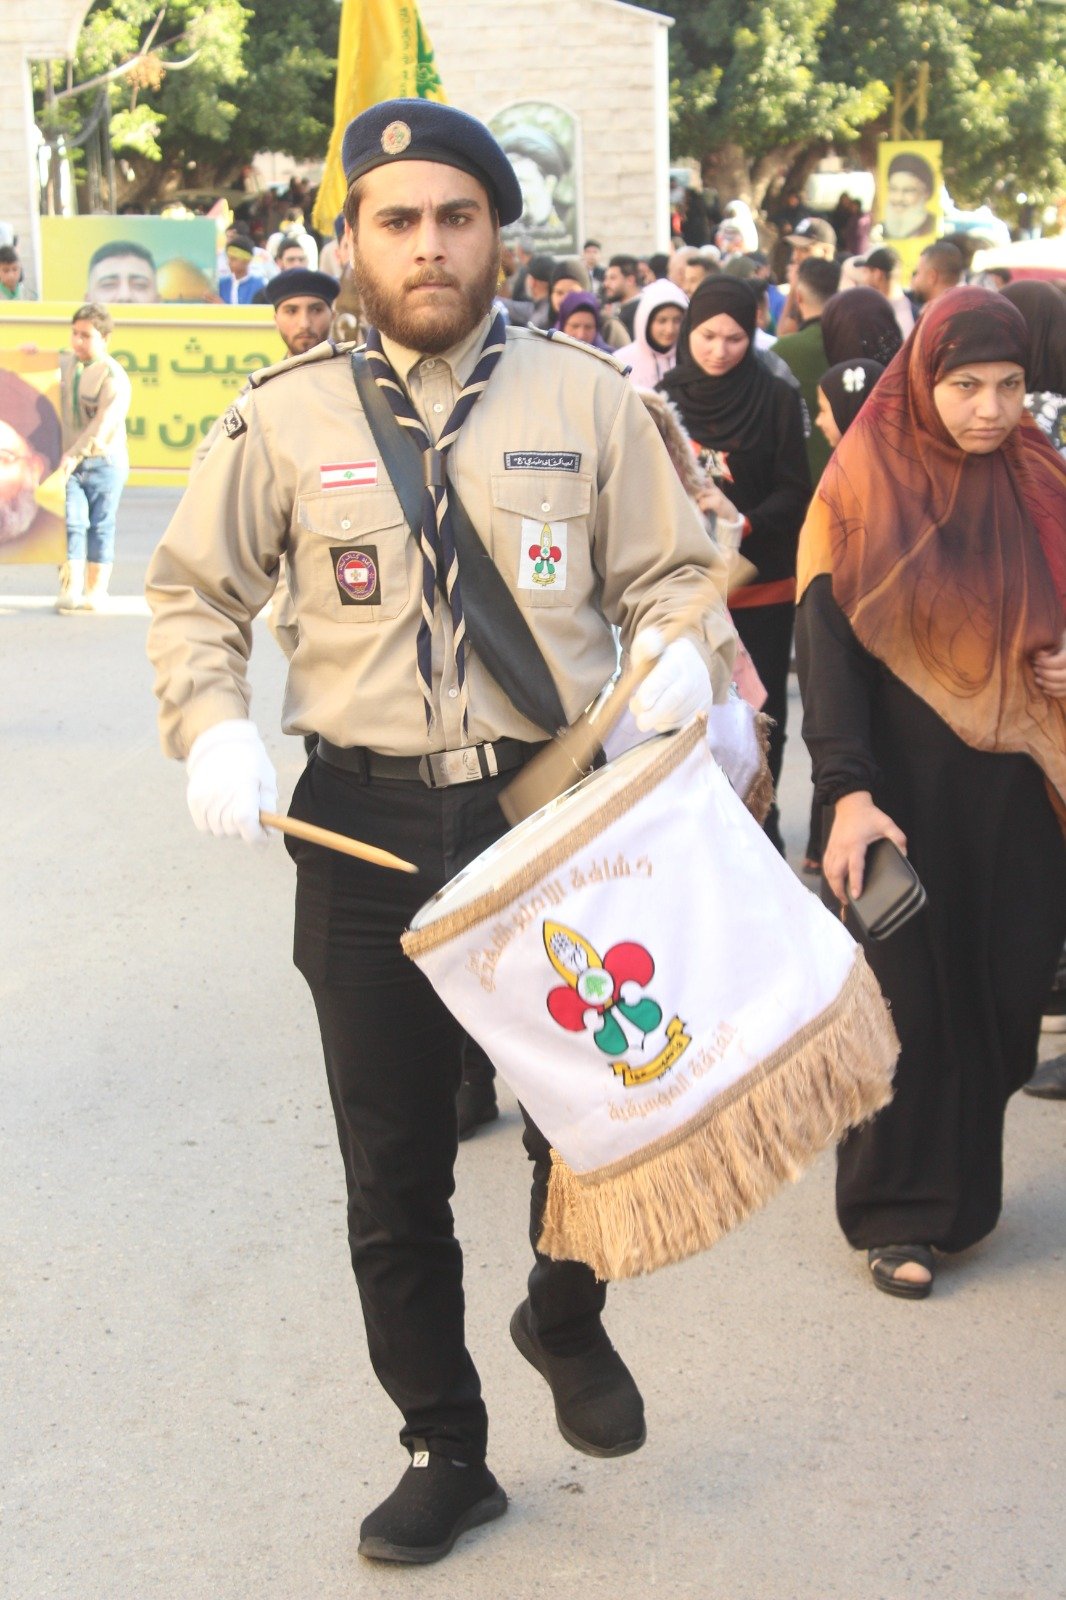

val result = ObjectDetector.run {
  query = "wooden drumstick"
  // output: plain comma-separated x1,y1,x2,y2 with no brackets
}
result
499,592,718,827
260,811,418,873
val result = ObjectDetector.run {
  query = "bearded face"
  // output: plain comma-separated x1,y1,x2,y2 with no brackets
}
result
0,422,46,544
348,160,502,356
0,484,40,544
352,250,500,355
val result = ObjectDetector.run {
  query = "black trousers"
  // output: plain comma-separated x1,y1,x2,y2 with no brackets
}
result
286,754,606,1464
732,600,795,855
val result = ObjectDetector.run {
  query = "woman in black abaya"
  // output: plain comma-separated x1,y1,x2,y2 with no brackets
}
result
796,287,1066,1297
659,277,811,852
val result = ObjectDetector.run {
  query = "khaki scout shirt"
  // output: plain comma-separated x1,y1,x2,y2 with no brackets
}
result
59,351,131,461
146,316,736,759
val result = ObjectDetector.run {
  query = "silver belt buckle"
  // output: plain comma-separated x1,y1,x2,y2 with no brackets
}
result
419,743,499,788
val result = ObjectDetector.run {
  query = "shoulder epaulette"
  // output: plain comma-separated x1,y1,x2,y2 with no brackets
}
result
520,324,628,375
247,338,358,389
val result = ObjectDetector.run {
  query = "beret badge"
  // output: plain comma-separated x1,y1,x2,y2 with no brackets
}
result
381,120,412,156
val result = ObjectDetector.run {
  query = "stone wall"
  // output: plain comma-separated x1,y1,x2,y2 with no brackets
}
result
419,0,672,256
0,3,88,294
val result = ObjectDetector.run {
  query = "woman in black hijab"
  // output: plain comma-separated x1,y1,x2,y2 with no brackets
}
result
821,288,904,369
1001,279,1066,459
814,360,886,450
659,277,812,851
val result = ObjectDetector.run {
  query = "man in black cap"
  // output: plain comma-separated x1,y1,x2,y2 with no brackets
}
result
262,268,340,355
147,97,734,1565
777,217,838,335
861,245,916,337
193,270,340,466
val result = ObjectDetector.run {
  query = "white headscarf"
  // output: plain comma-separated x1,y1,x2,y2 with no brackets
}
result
615,280,689,389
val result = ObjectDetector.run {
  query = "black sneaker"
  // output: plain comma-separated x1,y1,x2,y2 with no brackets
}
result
509,1298,646,1458
457,1074,499,1140
358,1444,507,1564
1023,1057,1066,1099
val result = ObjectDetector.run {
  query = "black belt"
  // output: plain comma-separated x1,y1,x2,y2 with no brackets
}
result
316,736,545,788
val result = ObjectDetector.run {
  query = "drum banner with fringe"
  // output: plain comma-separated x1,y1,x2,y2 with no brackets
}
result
402,719,898,1280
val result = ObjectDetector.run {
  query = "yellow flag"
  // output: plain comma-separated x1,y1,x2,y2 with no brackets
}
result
313,1,447,235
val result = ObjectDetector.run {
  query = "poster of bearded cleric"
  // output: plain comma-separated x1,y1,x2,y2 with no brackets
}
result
0,353,66,563
489,103,581,255
874,141,944,275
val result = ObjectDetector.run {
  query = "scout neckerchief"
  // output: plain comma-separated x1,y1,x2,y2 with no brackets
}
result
363,311,507,732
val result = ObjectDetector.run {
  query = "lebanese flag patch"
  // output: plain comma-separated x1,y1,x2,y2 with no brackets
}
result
320,460,378,491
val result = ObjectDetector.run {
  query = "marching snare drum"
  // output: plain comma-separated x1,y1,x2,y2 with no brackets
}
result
404,719,897,1281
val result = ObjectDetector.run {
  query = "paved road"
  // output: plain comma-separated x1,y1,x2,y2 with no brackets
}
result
3,490,1063,1600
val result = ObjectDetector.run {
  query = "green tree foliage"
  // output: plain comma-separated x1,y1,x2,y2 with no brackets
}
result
636,0,1066,211
34,0,337,207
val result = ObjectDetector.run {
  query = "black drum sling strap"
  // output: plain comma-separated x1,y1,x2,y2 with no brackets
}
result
351,348,569,738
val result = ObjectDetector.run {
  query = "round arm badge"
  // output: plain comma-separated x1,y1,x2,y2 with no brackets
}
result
331,544,380,606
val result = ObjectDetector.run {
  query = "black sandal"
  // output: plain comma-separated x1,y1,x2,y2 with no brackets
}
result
867,1244,935,1300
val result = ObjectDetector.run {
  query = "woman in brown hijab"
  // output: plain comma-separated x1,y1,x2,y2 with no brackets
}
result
796,286,1066,1298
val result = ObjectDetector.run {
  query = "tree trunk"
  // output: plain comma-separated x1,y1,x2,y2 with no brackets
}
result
752,144,809,210
702,141,753,205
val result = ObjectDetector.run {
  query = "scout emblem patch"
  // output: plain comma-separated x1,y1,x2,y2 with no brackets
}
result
331,545,380,605
544,921,691,1087
320,460,378,491
381,121,412,155
518,519,567,590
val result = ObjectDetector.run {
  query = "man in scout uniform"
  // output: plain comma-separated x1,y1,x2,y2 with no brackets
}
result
262,268,339,352
146,99,736,1565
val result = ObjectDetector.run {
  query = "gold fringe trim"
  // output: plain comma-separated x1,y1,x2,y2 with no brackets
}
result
402,719,706,958
538,950,898,1281
743,711,774,824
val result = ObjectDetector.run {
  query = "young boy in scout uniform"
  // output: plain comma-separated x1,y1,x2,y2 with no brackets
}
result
146,100,736,1565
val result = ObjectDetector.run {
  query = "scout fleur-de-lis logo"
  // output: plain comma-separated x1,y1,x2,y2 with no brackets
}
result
543,921,691,1087
381,120,412,156
528,523,561,586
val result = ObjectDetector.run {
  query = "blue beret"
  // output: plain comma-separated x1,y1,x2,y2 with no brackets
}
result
264,269,340,307
340,99,523,226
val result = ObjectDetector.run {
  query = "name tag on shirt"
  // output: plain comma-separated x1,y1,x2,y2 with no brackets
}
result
518,519,567,591
504,451,581,472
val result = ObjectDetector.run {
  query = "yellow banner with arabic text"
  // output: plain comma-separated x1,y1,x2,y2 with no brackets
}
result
0,301,279,486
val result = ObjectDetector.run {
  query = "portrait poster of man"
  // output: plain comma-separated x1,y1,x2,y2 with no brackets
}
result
0,352,66,564
40,217,218,304
489,103,580,255
875,141,943,273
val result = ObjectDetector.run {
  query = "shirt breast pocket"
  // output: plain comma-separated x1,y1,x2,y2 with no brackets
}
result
489,471,592,608
294,488,411,624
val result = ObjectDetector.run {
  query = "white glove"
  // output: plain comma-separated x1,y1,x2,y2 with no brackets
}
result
185,719,278,844
628,627,715,733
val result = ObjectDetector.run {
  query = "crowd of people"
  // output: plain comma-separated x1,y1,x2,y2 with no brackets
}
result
140,97,1066,1559
471,215,1066,1303
4,93,1061,1569
5,136,1065,1524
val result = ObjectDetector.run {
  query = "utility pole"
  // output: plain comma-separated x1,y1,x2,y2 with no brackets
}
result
892,61,929,142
